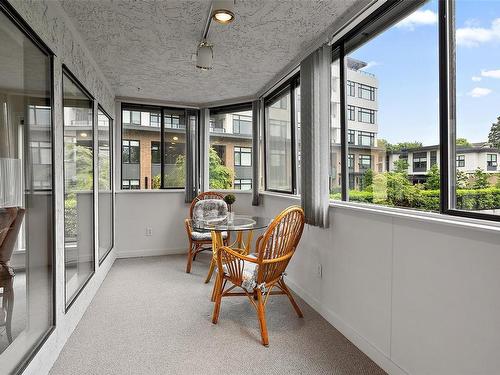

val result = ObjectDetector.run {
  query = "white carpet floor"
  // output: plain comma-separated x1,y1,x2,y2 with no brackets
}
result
49,254,386,375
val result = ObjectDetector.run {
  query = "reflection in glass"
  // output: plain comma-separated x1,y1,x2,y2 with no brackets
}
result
209,107,253,190
329,55,342,198
164,109,186,188
265,91,292,192
0,8,54,373
63,70,94,306
98,109,113,261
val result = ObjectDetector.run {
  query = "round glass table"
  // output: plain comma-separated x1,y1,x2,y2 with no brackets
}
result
191,215,272,286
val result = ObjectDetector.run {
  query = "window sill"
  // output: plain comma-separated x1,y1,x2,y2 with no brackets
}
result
208,189,252,194
259,190,301,201
330,200,500,234
116,189,185,194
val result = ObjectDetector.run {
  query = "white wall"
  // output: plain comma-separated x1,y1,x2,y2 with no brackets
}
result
6,1,117,374
114,190,500,375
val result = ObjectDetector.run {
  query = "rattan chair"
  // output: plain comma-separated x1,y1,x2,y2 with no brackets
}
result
185,192,229,273
212,205,305,346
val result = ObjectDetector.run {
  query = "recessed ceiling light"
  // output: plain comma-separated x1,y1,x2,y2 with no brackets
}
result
212,0,234,24
80,132,87,138
173,136,178,141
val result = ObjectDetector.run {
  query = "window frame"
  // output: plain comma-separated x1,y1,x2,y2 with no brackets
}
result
120,102,189,190
62,64,96,311
234,146,252,167
97,104,114,265
263,75,299,194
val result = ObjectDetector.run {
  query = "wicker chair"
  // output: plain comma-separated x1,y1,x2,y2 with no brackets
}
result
185,192,229,273
212,205,305,346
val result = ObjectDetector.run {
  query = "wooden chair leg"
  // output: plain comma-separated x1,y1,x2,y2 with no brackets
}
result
211,270,220,302
256,289,269,346
204,258,215,284
212,276,223,324
279,279,303,318
185,242,194,273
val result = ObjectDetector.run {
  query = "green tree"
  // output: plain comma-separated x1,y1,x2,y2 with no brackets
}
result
456,170,468,189
456,138,471,147
361,169,373,191
424,164,440,190
393,159,409,174
488,116,500,148
386,142,423,152
471,167,489,189
161,147,233,189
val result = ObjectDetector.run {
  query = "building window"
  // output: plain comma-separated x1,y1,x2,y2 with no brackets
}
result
343,1,439,211
358,131,374,147
233,114,252,135
210,105,253,190
63,68,95,308
122,140,140,164
357,108,376,124
430,150,437,167
122,105,186,189
413,152,427,172
359,154,371,170
456,154,465,168
234,146,252,166
347,105,355,121
122,179,140,189
358,83,376,101
487,154,498,169
348,154,354,170
265,82,297,193
347,80,355,96
234,179,252,190
151,142,161,164
348,130,355,144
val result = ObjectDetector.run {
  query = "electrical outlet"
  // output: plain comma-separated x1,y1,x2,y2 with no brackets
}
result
146,227,153,236
316,263,322,278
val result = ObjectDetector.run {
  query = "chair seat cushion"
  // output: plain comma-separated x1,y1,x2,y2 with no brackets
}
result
223,254,258,293
191,231,227,241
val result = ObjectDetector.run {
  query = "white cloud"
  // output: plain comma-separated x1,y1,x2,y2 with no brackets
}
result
468,87,492,97
457,18,500,47
472,76,482,81
481,69,500,78
395,10,437,30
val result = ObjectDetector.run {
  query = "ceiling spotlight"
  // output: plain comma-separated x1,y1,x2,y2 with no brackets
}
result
196,40,213,70
212,0,234,24
80,132,87,138
173,136,178,141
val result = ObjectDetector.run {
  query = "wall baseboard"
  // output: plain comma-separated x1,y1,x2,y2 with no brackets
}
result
116,248,186,259
284,276,408,375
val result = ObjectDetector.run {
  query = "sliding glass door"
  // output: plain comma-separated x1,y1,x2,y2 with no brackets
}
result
0,4,54,373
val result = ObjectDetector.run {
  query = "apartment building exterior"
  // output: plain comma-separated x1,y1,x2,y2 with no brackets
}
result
388,143,500,184
331,58,384,190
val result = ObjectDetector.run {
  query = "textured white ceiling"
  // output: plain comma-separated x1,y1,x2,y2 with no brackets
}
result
59,0,357,104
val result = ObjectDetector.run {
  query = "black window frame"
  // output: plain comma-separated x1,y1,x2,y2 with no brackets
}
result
122,139,140,164
358,83,376,101
121,102,190,190
0,2,57,373
357,107,376,124
234,146,252,167
347,105,355,121
61,64,96,311
413,152,428,172
263,74,299,194
358,131,375,147
347,80,356,96
456,154,465,168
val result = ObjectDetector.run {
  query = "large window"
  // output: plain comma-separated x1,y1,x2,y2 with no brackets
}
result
265,86,295,193
209,105,253,190
97,107,113,263
0,5,54,372
63,67,94,308
121,105,186,189
333,1,440,212
451,1,500,218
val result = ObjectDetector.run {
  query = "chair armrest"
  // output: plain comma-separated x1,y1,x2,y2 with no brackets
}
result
216,246,258,283
184,219,193,236
218,246,258,263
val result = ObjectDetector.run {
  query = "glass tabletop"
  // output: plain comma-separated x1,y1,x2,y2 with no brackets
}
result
191,215,272,232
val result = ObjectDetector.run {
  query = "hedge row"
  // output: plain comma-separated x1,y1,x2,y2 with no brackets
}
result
330,188,500,212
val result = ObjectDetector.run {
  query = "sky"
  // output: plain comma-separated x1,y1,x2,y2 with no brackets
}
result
349,0,500,146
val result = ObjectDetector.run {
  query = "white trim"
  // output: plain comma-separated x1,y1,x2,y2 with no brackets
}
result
116,248,186,259
284,276,408,375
